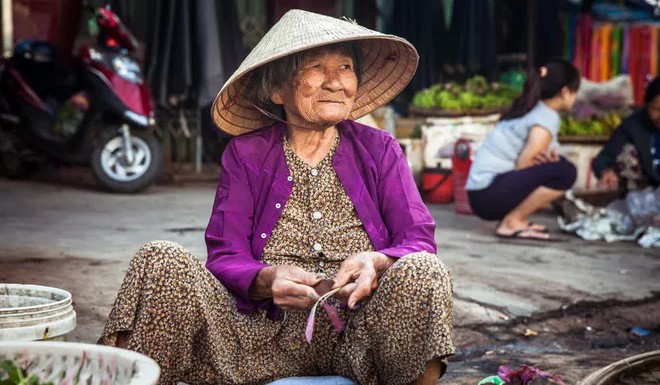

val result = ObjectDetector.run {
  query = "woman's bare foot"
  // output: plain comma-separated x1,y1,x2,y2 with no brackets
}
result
116,331,129,348
412,358,444,385
496,219,550,240
496,218,529,235
526,222,547,232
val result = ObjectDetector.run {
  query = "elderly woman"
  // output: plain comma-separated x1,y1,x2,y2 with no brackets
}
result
99,10,454,385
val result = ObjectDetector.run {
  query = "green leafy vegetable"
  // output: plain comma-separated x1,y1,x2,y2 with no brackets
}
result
411,76,520,111
0,360,53,385
559,112,622,137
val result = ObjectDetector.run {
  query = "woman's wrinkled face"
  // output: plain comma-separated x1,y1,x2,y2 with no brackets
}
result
271,49,358,129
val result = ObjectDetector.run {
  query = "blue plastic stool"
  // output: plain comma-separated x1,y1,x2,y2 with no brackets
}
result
267,376,355,385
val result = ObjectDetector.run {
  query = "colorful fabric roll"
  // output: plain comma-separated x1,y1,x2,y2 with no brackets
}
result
646,26,655,98
561,13,660,106
622,25,630,74
611,25,622,77
600,23,613,81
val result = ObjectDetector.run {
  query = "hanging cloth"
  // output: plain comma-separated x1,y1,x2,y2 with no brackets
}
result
166,1,194,100
443,0,454,29
622,24,631,74
583,15,593,79
534,0,563,65
629,26,638,103
641,26,652,93
194,1,247,107
611,24,622,78
573,14,585,74
600,23,613,81
562,13,576,62
629,26,644,105
389,0,447,100
445,0,497,77
589,24,601,81
561,13,568,60
650,26,659,78
568,13,578,63
195,1,225,107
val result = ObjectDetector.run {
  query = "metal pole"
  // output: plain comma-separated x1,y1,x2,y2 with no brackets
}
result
2,0,13,57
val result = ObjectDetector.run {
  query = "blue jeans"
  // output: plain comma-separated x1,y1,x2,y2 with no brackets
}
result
267,376,355,385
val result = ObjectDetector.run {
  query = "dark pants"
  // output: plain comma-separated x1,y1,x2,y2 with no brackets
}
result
467,158,577,221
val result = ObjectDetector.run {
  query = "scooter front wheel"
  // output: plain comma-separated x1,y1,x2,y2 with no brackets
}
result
91,128,163,193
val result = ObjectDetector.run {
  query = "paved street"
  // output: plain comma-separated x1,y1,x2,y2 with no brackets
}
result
1,176,659,383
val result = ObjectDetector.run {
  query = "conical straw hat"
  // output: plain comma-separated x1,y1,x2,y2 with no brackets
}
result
211,9,419,136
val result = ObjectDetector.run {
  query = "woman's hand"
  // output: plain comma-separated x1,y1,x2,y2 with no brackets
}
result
331,251,395,309
250,265,323,310
597,169,620,190
532,148,560,165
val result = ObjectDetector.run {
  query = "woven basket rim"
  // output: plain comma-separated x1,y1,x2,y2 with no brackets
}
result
579,350,660,385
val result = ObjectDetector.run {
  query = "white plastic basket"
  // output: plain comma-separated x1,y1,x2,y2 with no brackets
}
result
0,341,160,385
0,284,76,341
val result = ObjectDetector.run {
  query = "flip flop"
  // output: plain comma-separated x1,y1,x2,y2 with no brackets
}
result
495,228,555,241
528,222,549,233
496,221,548,233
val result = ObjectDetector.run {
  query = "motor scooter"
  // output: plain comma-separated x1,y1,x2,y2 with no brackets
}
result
0,5,162,193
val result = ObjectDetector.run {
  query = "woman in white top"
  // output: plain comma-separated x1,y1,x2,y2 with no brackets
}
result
466,61,579,240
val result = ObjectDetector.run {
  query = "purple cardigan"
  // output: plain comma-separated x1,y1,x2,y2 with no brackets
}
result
205,120,436,314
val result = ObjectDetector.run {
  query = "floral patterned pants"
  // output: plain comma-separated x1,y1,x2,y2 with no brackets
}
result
98,241,454,385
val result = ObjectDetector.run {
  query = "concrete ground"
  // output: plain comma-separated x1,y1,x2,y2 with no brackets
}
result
1,173,659,384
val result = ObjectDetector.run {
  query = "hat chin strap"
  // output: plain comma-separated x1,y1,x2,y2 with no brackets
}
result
251,103,346,131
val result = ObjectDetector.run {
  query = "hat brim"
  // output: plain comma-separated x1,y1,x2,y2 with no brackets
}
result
212,35,418,136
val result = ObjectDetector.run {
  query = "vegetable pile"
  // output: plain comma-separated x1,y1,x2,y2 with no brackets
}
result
411,76,520,111
560,112,623,137
559,93,631,138
1,360,52,385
